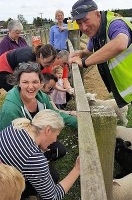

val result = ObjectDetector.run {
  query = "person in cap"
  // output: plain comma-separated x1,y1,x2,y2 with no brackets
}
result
69,0,132,108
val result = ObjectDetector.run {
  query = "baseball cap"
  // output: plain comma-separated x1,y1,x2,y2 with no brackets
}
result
71,0,98,20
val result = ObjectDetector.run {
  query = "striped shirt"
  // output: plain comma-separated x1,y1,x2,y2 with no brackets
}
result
0,125,65,200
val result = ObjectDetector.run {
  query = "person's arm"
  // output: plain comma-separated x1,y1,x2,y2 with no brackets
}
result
41,92,78,128
24,155,65,200
0,110,14,130
49,100,77,116
41,92,56,110
55,83,67,92
50,99,59,110
59,156,80,193
25,155,79,199
0,102,24,131
84,33,129,67
59,111,77,128
62,66,72,89
69,33,129,68
60,110,77,116
59,24,68,31
68,49,91,65
63,78,72,89
0,38,10,55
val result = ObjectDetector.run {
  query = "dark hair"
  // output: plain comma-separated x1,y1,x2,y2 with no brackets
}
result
7,62,43,85
34,44,57,61
63,17,71,24
42,73,58,84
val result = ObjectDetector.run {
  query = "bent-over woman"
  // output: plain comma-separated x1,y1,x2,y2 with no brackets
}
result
0,109,80,200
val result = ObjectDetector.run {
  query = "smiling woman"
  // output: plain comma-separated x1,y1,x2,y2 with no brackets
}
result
0,61,77,130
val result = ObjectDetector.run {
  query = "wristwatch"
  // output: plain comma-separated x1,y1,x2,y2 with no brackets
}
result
81,57,87,68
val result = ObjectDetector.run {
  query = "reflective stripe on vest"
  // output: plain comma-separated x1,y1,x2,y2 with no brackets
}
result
109,45,132,70
106,13,132,103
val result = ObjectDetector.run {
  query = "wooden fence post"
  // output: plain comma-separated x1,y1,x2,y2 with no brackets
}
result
40,28,49,44
67,35,84,81
91,106,117,200
68,30,80,50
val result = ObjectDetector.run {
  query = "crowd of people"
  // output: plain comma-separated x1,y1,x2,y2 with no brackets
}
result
0,0,132,199
0,11,76,200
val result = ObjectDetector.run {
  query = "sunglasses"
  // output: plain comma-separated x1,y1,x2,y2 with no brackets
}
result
43,85,54,92
18,62,40,70
49,87,54,92
71,4,95,17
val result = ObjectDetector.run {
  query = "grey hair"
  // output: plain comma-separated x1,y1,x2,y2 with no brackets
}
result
12,109,64,131
57,50,69,60
7,19,23,31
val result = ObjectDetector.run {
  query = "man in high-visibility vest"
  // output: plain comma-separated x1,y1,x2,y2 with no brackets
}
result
69,0,132,108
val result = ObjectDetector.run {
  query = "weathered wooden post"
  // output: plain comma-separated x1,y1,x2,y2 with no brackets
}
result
67,20,84,80
91,106,117,200
40,27,49,44
68,30,80,50
67,19,80,50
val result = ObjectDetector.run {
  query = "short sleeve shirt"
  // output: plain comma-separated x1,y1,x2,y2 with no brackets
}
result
87,19,132,51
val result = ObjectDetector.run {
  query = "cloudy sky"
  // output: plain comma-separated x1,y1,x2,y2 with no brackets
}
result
0,0,131,23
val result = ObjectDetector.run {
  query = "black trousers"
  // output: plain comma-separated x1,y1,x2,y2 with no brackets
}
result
21,140,66,198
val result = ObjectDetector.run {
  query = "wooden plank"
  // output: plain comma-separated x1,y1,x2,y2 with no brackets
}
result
72,63,90,112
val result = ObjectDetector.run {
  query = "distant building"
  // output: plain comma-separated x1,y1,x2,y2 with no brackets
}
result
0,20,5,28
0,21,8,35
0,28,8,35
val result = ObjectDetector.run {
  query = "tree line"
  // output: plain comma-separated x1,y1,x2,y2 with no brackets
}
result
1,8,132,29
112,8,132,17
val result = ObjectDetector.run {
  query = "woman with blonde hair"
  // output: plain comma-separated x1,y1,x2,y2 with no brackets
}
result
49,10,68,53
0,109,80,200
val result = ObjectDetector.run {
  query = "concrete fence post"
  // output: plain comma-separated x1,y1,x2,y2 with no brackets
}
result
91,106,117,200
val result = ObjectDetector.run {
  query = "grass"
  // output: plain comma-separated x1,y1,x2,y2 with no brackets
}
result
126,104,132,127
54,127,80,200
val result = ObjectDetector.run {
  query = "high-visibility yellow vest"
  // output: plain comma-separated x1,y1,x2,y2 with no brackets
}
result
106,12,132,103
